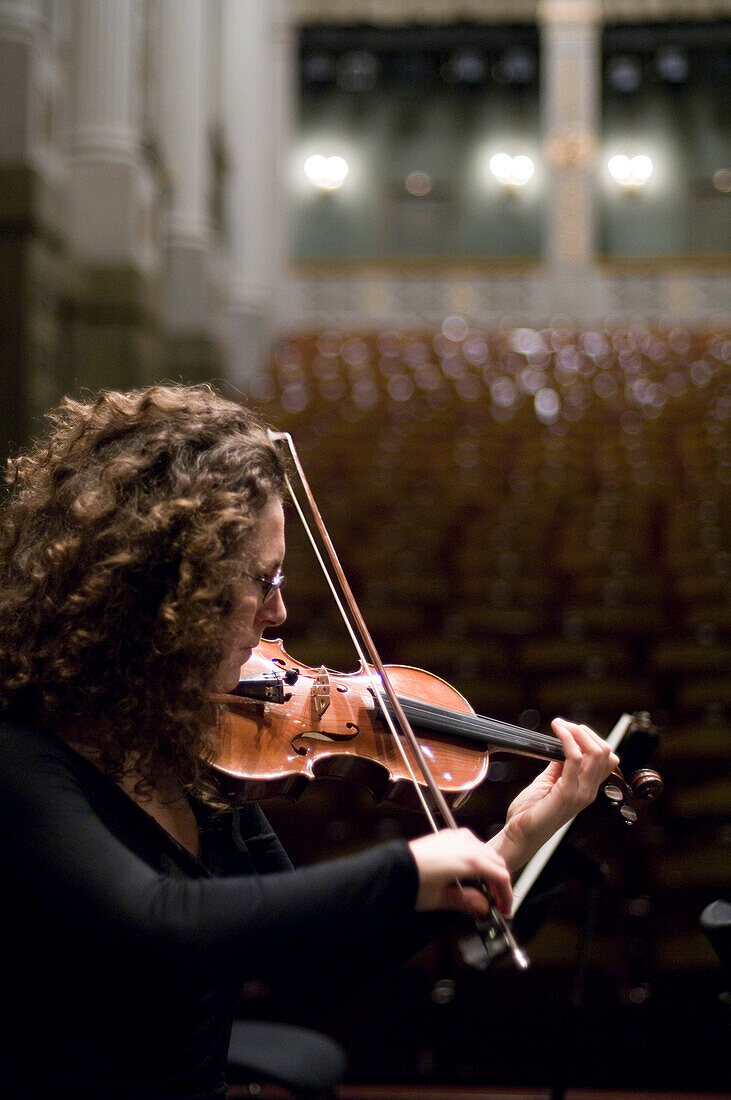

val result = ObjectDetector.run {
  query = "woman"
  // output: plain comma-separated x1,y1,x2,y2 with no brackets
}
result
0,384,618,1098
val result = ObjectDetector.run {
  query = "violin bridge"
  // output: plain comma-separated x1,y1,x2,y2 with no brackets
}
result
310,666,332,720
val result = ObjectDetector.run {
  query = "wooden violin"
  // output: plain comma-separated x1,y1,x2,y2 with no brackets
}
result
211,638,663,823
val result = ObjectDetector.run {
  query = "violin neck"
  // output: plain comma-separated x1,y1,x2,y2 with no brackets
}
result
381,695,566,763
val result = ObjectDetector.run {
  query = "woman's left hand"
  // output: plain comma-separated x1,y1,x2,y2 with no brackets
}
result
488,718,619,874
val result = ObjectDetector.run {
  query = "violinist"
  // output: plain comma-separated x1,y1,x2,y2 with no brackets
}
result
0,383,618,1099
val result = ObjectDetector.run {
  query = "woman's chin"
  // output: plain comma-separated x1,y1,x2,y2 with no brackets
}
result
210,650,253,694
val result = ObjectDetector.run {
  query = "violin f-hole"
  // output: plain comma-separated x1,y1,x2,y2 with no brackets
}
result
291,725,360,756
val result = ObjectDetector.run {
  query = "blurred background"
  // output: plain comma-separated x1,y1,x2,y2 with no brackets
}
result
1,0,729,1094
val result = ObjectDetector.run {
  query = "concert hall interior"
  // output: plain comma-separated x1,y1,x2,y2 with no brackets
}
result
0,1,729,1098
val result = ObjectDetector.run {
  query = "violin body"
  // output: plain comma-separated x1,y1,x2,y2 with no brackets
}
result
211,638,490,805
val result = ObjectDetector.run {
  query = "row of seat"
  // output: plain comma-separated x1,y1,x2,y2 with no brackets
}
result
262,325,727,725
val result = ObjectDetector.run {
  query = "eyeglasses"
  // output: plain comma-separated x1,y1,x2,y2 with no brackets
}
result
243,566,286,603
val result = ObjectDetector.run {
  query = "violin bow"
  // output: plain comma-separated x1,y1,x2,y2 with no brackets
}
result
269,430,530,970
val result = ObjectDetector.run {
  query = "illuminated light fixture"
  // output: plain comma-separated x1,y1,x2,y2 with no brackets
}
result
489,153,535,189
606,55,642,93
336,50,378,92
712,169,731,194
404,171,432,197
655,47,689,84
304,154,349,191
492,47,536,85
607,154,653,190
443,49,487,84
302,52,334,83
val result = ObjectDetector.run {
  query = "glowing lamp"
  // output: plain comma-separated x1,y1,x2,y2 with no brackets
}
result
607,154,653,190
489,153,535,189
304,155,349,191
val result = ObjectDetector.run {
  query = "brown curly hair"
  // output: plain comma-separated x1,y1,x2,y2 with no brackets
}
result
0,383,286,796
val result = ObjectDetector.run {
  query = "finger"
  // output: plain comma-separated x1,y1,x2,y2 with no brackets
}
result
553,717,594,752
439,868,512,919
550,720,604,806
576,723,619,776
470,857,513,916
443,884,492,919
583,729,620,775
580,725,620,771
489,876,513,917
577,722,615,760
553,720,618,804
551,718,583,779
554,719,616,775
534,759,564,786
409,831,511,912
451,835,513,916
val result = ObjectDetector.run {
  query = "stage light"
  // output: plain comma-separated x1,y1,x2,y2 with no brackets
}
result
712,169,731,193
534,387,561,424
606,55,642,93
655,47,689,83
443,50,487,84
336,50,378,92
404,171,432,197
492,47,536,85
302,53,334,83
607,154,653,190
304,154,349,191
490,153,535,189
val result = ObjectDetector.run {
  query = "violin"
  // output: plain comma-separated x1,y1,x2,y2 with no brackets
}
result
210,637,662,823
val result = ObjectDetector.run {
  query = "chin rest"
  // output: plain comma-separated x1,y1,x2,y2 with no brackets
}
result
227,1020,347,1098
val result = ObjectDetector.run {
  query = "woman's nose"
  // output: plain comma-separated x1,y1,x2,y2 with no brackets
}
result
258,589,286,628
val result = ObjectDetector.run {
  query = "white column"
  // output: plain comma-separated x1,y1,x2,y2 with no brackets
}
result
0,0,66,245
67,0,156,270
156,0,207,249
71,0,137,159
0,1,50,165
538,0,602,316
155,0,210,331
270,1,297,331
0,0,53,451
221,0,285,383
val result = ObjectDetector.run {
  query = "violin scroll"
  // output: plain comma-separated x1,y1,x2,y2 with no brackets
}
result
601,711,663,823
628,768,664,803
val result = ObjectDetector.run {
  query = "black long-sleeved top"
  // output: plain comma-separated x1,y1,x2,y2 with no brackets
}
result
0,715,442,1099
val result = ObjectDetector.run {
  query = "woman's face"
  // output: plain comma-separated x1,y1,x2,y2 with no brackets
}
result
210,497,287,693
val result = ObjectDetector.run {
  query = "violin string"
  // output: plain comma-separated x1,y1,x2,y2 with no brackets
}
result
382,697,564,761
277,444,439,832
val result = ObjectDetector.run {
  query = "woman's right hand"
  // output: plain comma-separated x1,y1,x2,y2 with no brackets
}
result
408,828,512,919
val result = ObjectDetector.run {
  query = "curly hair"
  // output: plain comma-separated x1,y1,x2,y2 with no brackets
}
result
0,383,286,797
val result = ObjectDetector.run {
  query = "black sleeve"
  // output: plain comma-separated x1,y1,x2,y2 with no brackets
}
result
232,802,294,873
0,721,433,992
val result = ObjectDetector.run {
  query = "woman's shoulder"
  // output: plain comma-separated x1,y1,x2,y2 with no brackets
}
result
0,711,76,766
0,713,109,824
